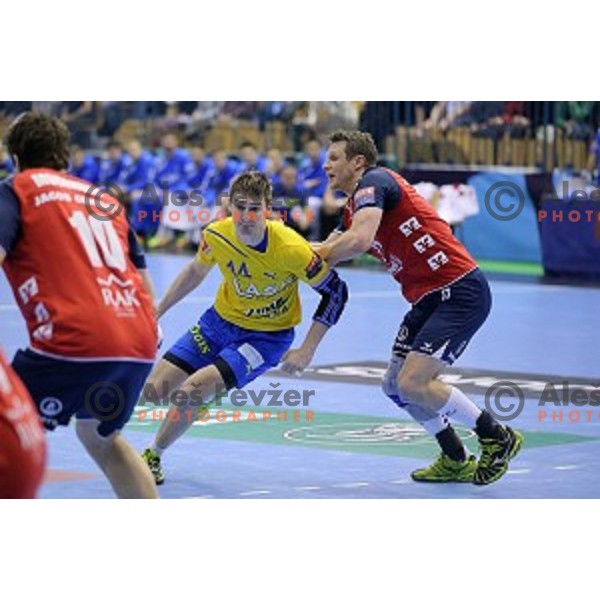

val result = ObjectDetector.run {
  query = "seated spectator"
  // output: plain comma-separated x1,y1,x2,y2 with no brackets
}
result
239,141,268,172
97,101,128,138
60,101,99,148
266,148,287,187
0,142,14,180
203,150,241,206
187,144,213,191
258,101,289,131
69,145,99,183
555,102,596,140
123,140,157,240
289,102,318,151
423,101,474,131
272,164,311,238
98,140,132,187
298,138,328,200
185,102,224,140
219,102,259,123
147,133,194,249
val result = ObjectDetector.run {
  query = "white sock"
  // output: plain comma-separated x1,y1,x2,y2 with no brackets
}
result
404,403,448,436
150,443,165,457
438,386,482,429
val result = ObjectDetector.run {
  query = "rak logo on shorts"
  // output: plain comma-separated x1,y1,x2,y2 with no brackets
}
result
39,397,63,417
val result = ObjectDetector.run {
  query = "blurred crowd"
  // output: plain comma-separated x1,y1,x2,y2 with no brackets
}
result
1,102,599,254
2,130,344,252
0,101,360,151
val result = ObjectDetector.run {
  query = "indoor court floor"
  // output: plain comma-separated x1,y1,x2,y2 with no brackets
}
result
2,254,599,499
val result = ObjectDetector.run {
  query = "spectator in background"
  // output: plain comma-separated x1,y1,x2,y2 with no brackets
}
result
319,186,345,241
147,133,194,250
258,101,290,131
239,141,268,172
555,101,596,140
185,102,224,140
423,101,474,131
69,145,99,183
290,102,318,151
169,145,217,252
359,101,396,150
98,101,128,138
220,102,260,123
123,139,157,240
266,148,287,187
203,150,240,207
0,143,14,180
298,138,328,200
98,140,132,187
187,145,213,191
60,101,99,148
272,164,311,238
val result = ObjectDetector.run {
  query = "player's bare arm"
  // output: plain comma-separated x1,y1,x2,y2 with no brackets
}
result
281,269,348,375
157,259,214,318
0,246,5,268
317,206,383,266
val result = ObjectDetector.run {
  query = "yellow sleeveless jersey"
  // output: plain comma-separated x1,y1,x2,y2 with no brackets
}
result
197,218,330,331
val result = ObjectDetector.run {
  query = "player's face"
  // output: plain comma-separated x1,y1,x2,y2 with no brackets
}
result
325,142,359,194
232,195,268,243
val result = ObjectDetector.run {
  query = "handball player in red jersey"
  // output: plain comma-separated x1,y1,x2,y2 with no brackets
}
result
0,112,159,498
316,130,523,485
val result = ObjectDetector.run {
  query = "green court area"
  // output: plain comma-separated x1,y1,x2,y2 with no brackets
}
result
128,404,596,460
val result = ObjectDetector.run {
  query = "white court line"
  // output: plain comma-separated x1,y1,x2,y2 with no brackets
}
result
389,479,410,485
507,468,530,475
239,490,272,496
184,495,214,499
294,486,322,491
331,482,370,489
554,465,580,471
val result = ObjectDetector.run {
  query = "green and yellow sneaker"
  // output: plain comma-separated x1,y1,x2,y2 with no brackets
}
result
142,448,165,486
411,454,477,483
474,426,524,486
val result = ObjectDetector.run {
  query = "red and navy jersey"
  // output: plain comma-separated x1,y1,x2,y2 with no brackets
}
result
342,167,477,304
0,168,157,361
0,349,46,498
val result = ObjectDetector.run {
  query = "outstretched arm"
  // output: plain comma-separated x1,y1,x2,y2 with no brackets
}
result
157,259,213,318
316,206,382,266
280,269,348,375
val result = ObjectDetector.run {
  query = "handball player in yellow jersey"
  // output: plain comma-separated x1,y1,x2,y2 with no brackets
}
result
142,171,348,484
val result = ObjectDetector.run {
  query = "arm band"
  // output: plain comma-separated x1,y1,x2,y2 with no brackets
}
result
312,269,348,328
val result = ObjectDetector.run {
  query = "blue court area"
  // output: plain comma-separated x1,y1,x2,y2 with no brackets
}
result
2,254,599,498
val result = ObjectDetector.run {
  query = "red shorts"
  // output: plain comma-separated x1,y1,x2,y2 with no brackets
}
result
0,418,46,499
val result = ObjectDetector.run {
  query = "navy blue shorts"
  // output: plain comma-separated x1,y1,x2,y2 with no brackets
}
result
163,306,295,390
392,268,492,365
11,349,153,437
